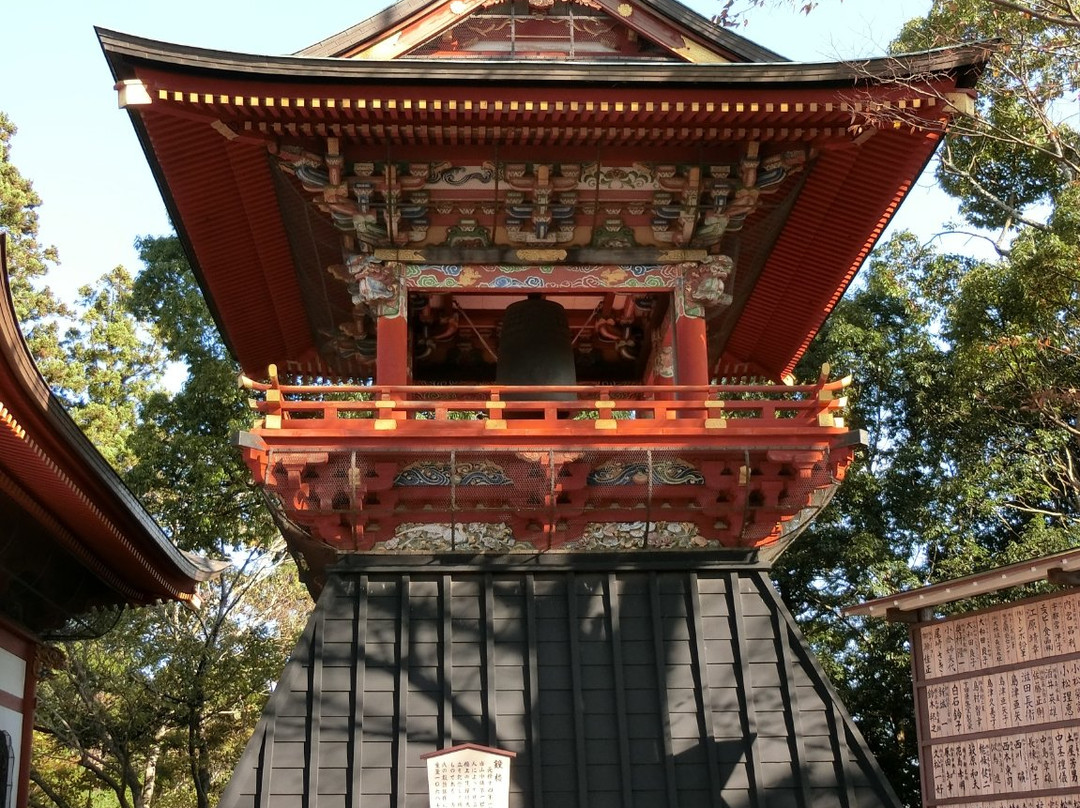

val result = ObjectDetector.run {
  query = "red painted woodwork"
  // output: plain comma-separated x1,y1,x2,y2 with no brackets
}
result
238,373,858,557
1,237,203,607
98,4,988,577
674,314,708,387
101,29,986,381
376,316,410,386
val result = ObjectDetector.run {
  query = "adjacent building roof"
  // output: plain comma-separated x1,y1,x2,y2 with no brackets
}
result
844,547,1080,620
0,234,212,633
221,555,901,808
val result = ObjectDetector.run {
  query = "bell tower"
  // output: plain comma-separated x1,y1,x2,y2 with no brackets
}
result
100,1,989,804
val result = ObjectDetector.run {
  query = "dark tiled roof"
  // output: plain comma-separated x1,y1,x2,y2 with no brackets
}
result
97,27,991,381
222,556,899,808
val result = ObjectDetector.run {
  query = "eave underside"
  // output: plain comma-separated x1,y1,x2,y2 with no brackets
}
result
114,60,956,379
0,486,123,635
221,559,900,808
0,237,204,615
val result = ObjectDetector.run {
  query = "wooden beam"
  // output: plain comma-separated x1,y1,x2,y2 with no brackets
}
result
845,547,1080,618
1047,567,1080,587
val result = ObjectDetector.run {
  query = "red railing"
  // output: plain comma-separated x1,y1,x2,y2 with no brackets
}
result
235,365,860,553
240,364,851,435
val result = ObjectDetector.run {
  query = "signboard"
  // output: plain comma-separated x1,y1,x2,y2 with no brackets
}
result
912,589,1080,807
421,743,516,808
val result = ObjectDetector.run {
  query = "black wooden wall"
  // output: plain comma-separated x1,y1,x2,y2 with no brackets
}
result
0,489,117,635
221,556,899,808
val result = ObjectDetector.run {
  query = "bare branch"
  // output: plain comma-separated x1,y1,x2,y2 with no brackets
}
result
924,227,1012,258
987,0,1080,27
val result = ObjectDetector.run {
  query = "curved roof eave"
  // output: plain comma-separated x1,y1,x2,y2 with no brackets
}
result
0,235,216,599
98,28,992,90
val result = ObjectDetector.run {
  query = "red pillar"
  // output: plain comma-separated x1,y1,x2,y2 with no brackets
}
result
675,314,709,388
644,320,675,387
376,315,409,386
675,313,709,420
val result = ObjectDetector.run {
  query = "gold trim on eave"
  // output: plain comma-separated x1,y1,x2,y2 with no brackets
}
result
150,88,942,121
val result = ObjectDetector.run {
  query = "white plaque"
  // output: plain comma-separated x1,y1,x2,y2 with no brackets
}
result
423,743,516,808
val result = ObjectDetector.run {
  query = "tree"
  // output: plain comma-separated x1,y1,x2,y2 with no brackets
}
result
774,234,957,803
125,236,276,556
0,112,309,808
56,268,165,470
895,0,1080,239
777,227,1078,805
123,236,311,808
29,234,311,808
767,4,1080,804
0,111,68,381
887,0,1080,555
712,0,823,27
31,558,309,808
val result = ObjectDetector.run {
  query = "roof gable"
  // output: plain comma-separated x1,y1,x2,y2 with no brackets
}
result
298,0,786,63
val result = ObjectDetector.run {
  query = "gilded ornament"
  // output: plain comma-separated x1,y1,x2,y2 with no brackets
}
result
374,248,425,262
514,249,567,262
657,250,707,262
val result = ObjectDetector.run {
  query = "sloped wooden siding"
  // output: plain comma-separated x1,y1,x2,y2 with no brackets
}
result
221,558,899,808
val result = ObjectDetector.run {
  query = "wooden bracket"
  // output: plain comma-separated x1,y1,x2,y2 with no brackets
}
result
1048,567,1080,587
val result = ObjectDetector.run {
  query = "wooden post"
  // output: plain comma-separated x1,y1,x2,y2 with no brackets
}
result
376,315,409,386
674,314,709,388
675,313,708,419
644,320,675,387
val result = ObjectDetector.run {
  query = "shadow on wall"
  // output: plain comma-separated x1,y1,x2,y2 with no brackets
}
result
220,560,899,808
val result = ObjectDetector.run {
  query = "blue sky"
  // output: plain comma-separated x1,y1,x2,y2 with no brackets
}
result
1,0,940,302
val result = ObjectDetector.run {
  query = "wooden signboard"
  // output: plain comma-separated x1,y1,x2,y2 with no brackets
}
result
422,743,516,808
912,589,1080,807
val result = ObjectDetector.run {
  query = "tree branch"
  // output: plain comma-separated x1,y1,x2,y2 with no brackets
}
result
987,0,1080,27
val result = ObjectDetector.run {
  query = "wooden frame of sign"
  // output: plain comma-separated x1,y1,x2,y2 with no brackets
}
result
421,743,517,808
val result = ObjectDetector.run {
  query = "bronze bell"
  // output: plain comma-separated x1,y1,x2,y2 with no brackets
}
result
496,294,576,401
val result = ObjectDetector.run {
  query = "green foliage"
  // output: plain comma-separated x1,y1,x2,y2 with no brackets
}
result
765,6,1080,804
0,114,308,808
894,0,1080,233
775,237,952,804
57,268,165,470
31,561,309,808
0,111,69,379
13,3,1080,805
934,185,1080,546
779,196,1079,808
124,237,279,556
128,236,226,365
25,229,310,808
